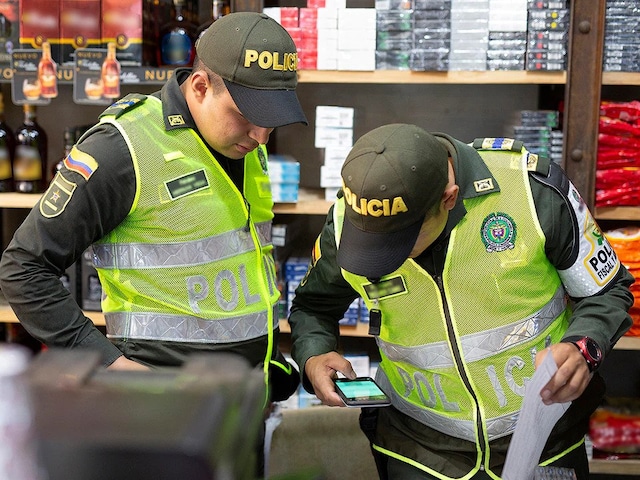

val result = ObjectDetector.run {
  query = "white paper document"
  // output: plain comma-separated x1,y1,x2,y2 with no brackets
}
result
502,353,571,480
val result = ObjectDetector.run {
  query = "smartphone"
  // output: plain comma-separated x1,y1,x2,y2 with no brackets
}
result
333,377,391,407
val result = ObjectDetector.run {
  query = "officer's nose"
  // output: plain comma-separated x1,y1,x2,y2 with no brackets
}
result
250,126,273,146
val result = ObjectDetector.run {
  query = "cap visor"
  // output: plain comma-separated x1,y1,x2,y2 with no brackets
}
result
337,216,423,279
225,80,308,128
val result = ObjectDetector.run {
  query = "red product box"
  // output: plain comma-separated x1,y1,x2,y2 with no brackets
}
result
0,0,19,64
60,0,102,66
307,0,326,8
101,0,143,66
19,0,61,63
299,8,318,31
279,7,300,29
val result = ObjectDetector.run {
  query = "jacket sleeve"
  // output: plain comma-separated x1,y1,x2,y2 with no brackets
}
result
0,124,135,366
531,163,635,357
288,205,360,390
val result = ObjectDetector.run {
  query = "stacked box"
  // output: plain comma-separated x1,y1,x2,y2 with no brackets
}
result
449,0,489,71
512,109,562,163
339,298,361,326
298,7,318,70
603,0,640,72
375,0,412,70
268,155,300,203
19,0,61,63
487,0,527,70
337,8,377,71
101,0,143,66
0,0,19,65
284,257,310,317
315,105,354,200
526,1,569,71
316,7,339,70
410,0,451,71
60,0,102,66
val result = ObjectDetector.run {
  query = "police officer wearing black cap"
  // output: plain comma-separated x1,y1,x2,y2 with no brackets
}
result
288,123,634,479
1,12,306,403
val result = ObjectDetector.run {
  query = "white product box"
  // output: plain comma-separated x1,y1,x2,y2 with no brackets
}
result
317,56,338,70
325,0,346,9
262,7,281,23
324,187,340,201
337,49,376,71
338,28,376,51
317,8,338,29
314,126,353,148
315,105,354,128
324,146,351,168
337,8,376,31
320,165,342,188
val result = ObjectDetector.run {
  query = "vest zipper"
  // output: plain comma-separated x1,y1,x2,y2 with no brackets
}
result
434,273,489,467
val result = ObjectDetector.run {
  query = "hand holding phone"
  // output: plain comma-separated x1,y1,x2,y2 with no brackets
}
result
333,377,391,407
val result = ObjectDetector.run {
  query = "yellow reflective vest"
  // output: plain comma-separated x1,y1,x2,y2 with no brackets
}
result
91,94,280,346
335,145,571,467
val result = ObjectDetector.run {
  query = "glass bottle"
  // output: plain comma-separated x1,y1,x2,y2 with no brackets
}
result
0,92,15,192
38,41,58,99
13,104,48,194
157,0,198,67
101,42,121,99
51,126,76,180
196,0,230,38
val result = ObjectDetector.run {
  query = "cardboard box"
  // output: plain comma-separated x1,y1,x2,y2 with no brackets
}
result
101,0,143,66
60,0,102,65
19,0,61,62
0,0,19,64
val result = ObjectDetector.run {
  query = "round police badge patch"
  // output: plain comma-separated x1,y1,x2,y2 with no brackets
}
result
481,212,516,253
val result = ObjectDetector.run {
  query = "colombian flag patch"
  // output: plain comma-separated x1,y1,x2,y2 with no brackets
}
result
63,146,99,180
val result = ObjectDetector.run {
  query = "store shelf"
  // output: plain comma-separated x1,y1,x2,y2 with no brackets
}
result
589,458,640,475
0,305,105,326
596,206,640,221
0,190,332,215
0,65,637,87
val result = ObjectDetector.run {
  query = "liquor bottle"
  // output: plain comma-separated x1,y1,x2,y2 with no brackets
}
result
38,41,58,99
0,92,15,192
14,105,48,194
51,126,76,180
196,0,230,38
157,0,198,67
101,42,121,99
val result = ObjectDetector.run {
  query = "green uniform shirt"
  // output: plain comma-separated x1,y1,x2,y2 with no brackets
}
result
288,134,635,476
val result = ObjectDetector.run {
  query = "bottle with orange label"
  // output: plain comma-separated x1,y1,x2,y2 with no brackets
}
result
101,42,121,99
38,41,58,99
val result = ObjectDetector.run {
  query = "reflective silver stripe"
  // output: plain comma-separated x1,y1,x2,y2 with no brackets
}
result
105,306,279,343
92,221,272,270
377,285,566,370
376,371,477,441
377,370,520,441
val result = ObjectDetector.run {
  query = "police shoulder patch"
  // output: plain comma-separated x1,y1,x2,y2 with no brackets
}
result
40,173,77,218
472,137,524,152
99,93,147,119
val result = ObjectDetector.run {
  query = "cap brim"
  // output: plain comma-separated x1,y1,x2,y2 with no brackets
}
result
224,79,308,128
337,215,424,279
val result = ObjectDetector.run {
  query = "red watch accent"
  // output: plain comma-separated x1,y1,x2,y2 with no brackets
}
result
571,337,603,372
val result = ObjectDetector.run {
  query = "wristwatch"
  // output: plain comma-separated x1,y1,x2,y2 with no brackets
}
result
568,336,603,372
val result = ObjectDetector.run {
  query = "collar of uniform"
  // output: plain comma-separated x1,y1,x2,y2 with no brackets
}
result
434,133,500,200
161,68,197,131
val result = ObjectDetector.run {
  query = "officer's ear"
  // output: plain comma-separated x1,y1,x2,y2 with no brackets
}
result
188,70,209,100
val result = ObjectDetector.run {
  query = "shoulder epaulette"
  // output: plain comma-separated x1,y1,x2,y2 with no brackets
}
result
472,137,524,152
526,152,551,175
99,93,147,119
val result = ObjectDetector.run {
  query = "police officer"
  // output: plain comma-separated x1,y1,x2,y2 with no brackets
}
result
288,124,634,479
0,13,306,399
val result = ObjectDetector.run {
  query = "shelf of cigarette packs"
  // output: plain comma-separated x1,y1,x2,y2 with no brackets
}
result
1,63,640,87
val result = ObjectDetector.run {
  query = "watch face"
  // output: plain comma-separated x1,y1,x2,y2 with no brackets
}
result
586,338,602,360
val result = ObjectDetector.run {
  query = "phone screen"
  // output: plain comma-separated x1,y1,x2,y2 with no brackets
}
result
334,377,391,407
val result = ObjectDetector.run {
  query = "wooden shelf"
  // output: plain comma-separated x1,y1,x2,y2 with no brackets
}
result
589,458,640,475
0,191,332,215
596,206,640,221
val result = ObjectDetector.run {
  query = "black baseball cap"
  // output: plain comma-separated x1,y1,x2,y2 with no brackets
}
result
195,12,308,128
337,124,449,278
